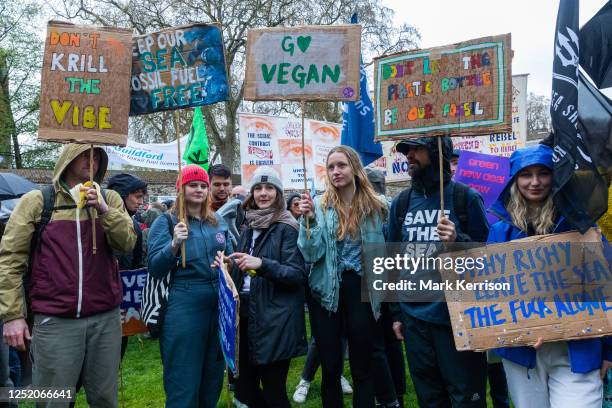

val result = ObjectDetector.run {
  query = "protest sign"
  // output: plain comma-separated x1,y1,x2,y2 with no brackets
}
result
453,74,528,157
244,25,361,101
130,23,229,115
366,142,411,183
453,151,510,224
239,113,343,190
38,21,132,145
218,264,239,376
120,268,149,336
440,229,612,351
104,136,188,170
374,34,512,140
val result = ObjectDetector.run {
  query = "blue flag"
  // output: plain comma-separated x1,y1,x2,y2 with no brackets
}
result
340,13,382,167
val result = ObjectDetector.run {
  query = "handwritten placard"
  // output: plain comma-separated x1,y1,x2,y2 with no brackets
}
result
441,229,612,351
244,25,361,101
120,268,149,336
374,34,512,140
453,74,528,157
453,151,510,225
130,23,229,115
38,21,132,145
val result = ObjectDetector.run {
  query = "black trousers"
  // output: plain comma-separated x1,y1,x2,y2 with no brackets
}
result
488,362,509,408
235,295,291,408
379,304,406,407
401,312,487,408
309,272,397,408
301,335,348,382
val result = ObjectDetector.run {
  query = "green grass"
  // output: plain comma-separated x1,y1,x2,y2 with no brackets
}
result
71,315,497,407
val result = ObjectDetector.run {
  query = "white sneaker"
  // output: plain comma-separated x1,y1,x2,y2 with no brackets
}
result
340,376,353,394
293,379,311,403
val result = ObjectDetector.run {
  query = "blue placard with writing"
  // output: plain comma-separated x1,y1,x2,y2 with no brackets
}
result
120,268,149,336
130,23,229,116
218,267,238,376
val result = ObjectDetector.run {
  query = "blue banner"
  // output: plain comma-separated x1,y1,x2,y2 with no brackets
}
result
120,268,149,336
340,14,382,166
130,23,229,115
218,267,238,376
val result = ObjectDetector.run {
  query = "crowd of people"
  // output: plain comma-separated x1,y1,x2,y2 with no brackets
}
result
0,138,610,408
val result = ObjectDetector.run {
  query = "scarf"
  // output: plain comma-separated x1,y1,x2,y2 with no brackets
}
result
211,199,225,212
245,207,299,231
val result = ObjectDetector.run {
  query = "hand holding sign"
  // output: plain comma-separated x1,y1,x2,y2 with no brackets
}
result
437,217,456,242
298,193,315,221
230,252,262,272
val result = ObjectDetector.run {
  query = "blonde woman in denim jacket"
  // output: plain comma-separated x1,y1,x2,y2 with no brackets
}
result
298,146,400,408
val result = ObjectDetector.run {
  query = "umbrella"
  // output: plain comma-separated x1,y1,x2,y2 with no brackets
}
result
0,172,38,200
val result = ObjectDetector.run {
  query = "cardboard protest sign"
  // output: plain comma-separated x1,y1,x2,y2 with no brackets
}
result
120,268,149,336
38,21,132,145
453,74,527,157
374,34,512,140
453,151,510,225
440,229,612,351
239,113,342,190
130,23,229,115
244,25,361,101
218,264,239,376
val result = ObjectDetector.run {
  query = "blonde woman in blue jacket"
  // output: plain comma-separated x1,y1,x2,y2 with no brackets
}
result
488,144,612,408
298,146,399,408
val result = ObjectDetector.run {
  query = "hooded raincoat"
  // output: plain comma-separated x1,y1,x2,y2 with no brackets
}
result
488,144,612,373
0,144,136,322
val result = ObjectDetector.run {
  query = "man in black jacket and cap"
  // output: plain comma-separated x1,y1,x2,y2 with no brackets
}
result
107,173,147,271
107,173,147,359
387,136,490,408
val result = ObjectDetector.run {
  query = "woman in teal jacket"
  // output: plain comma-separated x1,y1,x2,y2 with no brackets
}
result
148,165,233,408
487,144,612,408
297,146,399,408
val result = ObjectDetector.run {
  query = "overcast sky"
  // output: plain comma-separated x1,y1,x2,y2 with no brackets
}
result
382,0,611,98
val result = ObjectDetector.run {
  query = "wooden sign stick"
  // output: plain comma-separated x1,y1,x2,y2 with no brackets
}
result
174,112,186,268
90,145,97,255
301,101,310,239
437,136,445,215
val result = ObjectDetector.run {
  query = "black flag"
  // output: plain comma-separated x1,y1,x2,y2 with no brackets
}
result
579,1,612,89
546,0,608,233
578,71,612,170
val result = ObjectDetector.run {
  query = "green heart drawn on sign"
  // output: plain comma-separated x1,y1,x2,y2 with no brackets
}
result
297,36,312,53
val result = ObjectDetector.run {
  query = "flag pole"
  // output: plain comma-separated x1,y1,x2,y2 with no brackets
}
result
438,136,445,215
90,145,97,255
301,100,310,239
174,112,186,268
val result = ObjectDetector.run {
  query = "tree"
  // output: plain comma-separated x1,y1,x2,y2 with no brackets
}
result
49,0,419,170
0,1,54,168
526,92,551,136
